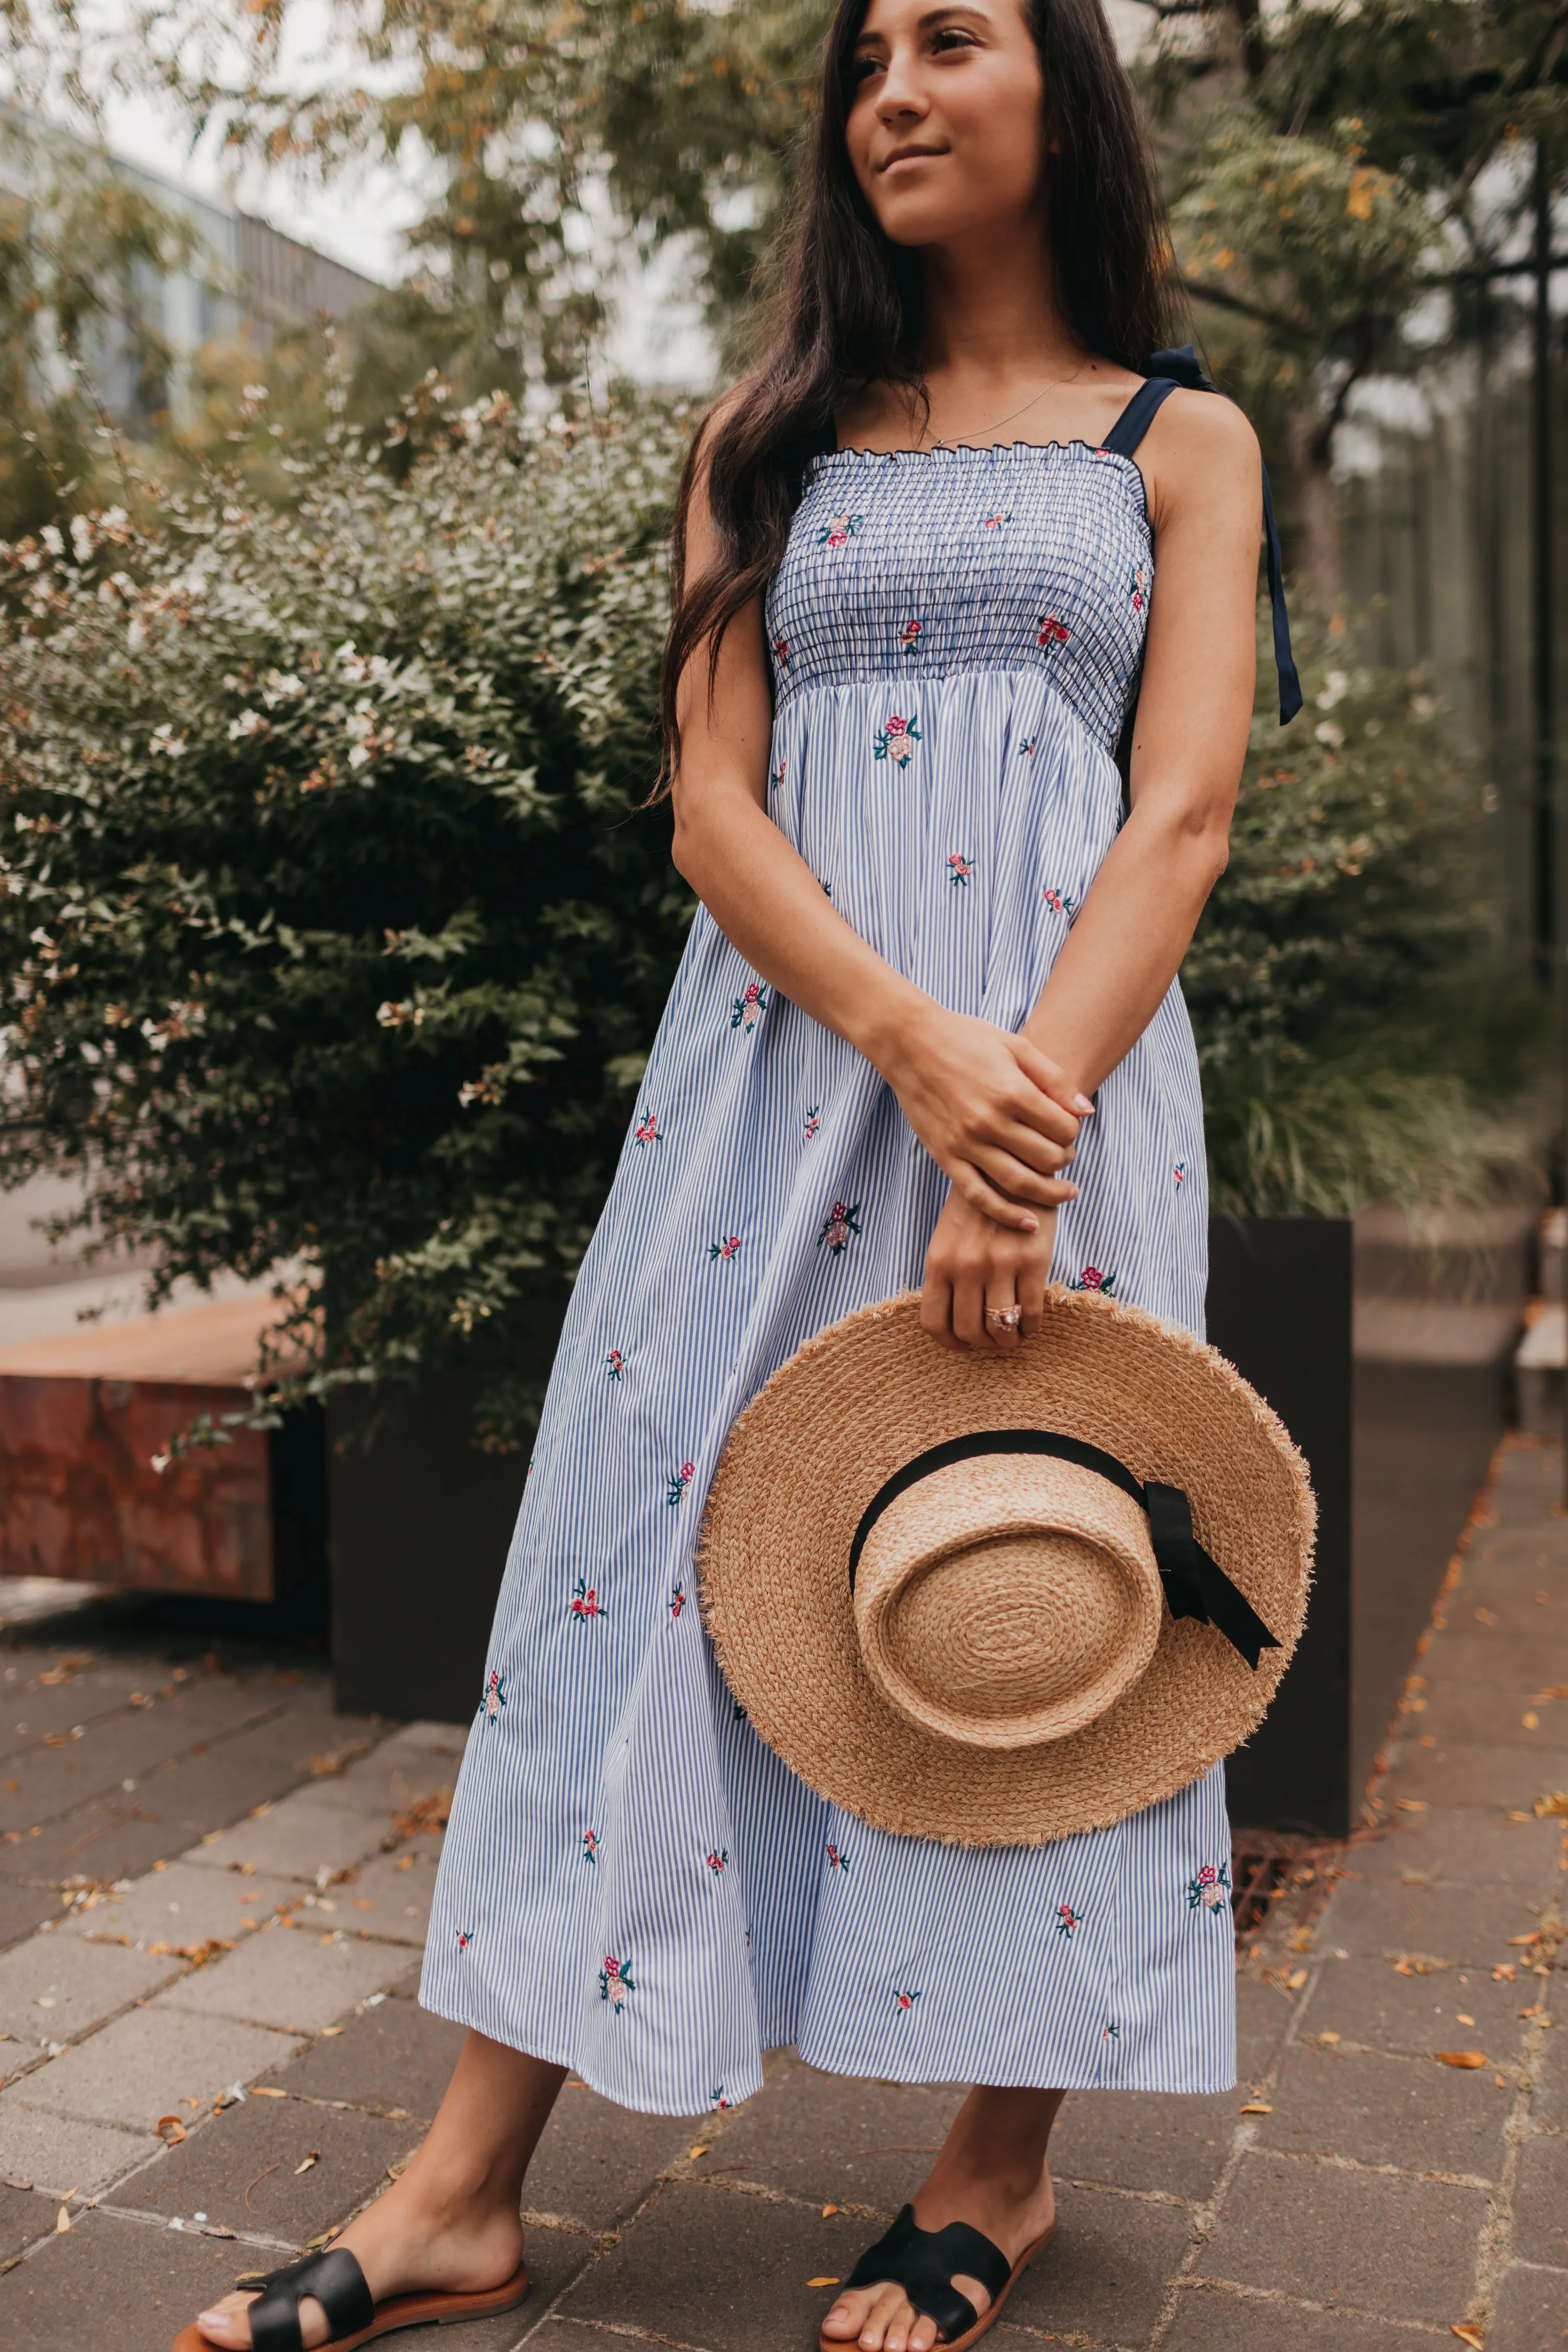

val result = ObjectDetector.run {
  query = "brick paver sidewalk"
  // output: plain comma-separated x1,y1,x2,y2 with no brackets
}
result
0,1434,1563,2351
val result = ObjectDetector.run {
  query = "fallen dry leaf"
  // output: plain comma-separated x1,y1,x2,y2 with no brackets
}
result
1285,1968,1308,1990
688,2144,710,2160
320,2026,344,2038
1437,2051,1486,2069
1393,1799,1428,1813
1530,1686,1568,1703
54,2206,70,2234
250,2086,286,2099
1520,2005,1547,2019
1474,1607,1498,1625
822,2203,838,2218
1524,1714,1540,1730
293,2153,319,2176
1240,2101,1273,2115
394,1856,414,1872
1451,2327,1484,2349
1507,1932,1546,1948
1535,1792,1568,1819
1456,2014,1475,2026
1319,2032,1342,2045
807,2278,841,2290
156,2116,187,2144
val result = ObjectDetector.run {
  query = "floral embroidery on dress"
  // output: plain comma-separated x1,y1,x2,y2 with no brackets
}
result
803,1104,821,1140
481,1668,506,1725
1102,2020,1120,2039
710,2086,731,2111
818,1198,862,1254
570,1577,606,1622
982,511,1011,530
670,1584,686,1619
731,981,768,1032
817,511,862,549
898,619,923,654
772,636,789,666
769,758,787,790
606,1347,625,1382
947,852,974,887
1173,1161,1187,1187
581,1827,599,1865
873,712,921,766
708,1233,741,1264
1056,1902,1082,1938
893,1988,922,2013
1037,613,1069,648
826,1841,850,1875
1043,886,1078,917
1070,1265,1115,1294
667,1461,695,1506
1019,734,1037,759
599,1954,636,2009
455,1929,472,1950
633,1109,662,1148
1129,564,1148,613
706,1848,729,1874
1188,1862,1231,1913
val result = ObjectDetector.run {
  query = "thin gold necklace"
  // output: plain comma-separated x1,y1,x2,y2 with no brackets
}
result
916,359,1091,452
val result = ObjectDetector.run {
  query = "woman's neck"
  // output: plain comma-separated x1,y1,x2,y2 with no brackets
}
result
913,214,1083,389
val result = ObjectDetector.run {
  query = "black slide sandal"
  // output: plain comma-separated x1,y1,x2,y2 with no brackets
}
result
818,2203,1053,2350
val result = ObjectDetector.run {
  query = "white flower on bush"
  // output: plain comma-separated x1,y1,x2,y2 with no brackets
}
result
1409,693,1437,721
69,516,95,562
127,617,146,652
260,670,305,707
1314,720,1345,749
40,525,64,558
228,710,267,741
1316,669,1348,711
376,999,425,1029
150,724,187,757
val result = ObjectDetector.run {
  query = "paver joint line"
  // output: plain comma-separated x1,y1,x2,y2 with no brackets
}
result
1171,2274,1457,2334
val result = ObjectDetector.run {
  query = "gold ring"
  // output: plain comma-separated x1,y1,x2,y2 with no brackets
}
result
985,1305,1023,1331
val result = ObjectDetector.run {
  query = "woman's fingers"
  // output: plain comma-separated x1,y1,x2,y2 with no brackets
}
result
984,1275,1023,1351
1018,1255,1051,1338
950,1164,1043,1232
949,1269,987,1350
973,1143,1079,1207
919,1271,961,1350
1012,1032,1094,1119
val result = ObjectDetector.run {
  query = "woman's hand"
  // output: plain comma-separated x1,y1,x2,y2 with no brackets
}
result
876,1004,1089,1231
921,1193,1057,1352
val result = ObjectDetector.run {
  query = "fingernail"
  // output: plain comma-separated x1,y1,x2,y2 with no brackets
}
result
1020,1215,1039,1231
1073,1093,1094,1114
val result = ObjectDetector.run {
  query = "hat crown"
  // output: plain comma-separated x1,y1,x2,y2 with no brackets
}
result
854,1457,1163,1750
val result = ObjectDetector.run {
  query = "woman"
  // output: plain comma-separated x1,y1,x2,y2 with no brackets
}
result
187,0,1273,2345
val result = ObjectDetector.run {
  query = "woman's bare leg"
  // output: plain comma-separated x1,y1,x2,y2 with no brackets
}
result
821,2085,1066,2352
194,2033,567,2349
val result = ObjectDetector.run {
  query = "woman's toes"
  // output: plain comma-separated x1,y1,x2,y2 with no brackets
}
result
821,2288,866,2341
194,2292,258,2348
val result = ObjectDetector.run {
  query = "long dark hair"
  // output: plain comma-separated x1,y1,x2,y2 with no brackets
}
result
656,0,1182,789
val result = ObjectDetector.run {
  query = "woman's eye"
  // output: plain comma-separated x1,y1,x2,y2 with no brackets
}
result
851,53,882,79
931,26,975,48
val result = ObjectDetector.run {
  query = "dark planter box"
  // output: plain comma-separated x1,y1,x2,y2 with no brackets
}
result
328,1215,1529,1836
1209,1207,1530,1839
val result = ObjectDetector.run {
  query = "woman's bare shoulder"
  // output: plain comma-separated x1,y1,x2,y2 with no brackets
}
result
1142,387,1261,531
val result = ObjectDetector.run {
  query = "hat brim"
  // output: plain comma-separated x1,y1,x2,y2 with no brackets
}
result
697,1287,1315,1848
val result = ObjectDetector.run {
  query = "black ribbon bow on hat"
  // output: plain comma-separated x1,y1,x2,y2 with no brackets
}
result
848,1428,1282,1672
1147,345,1304,729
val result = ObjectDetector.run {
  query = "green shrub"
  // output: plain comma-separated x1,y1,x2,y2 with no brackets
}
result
0,393,693,1446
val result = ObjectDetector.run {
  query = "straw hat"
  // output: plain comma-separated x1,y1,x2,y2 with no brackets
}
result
697,1287,1314,1847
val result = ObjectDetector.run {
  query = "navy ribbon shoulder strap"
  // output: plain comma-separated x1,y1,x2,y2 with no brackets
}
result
1102,343,1303,727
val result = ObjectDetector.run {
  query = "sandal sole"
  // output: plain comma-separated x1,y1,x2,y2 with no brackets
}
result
171,2261,529,2350
817,2226,1053,2352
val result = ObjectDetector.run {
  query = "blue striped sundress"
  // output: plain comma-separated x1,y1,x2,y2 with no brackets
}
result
420,425,1236,2117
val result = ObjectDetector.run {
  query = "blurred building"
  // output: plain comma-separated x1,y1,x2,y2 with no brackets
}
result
0,110,380,429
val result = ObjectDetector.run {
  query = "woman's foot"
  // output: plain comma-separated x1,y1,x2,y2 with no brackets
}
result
192,2162,524,2348
821,2085,1063,2352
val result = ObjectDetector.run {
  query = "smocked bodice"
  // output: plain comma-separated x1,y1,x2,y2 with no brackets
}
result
765,440,1153,757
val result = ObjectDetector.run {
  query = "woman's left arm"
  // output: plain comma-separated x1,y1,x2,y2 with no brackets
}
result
922,390,1263,1351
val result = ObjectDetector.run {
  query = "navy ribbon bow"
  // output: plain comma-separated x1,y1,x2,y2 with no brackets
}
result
1148,344,1304,727
848,1428,1282,1672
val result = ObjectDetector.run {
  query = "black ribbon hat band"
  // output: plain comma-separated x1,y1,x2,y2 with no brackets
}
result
847,1429,1282,1673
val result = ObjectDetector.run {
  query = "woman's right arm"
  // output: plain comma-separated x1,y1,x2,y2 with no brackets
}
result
667,430,1086,1231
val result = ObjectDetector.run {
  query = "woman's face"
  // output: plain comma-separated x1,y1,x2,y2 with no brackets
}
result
845,0,1048,251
